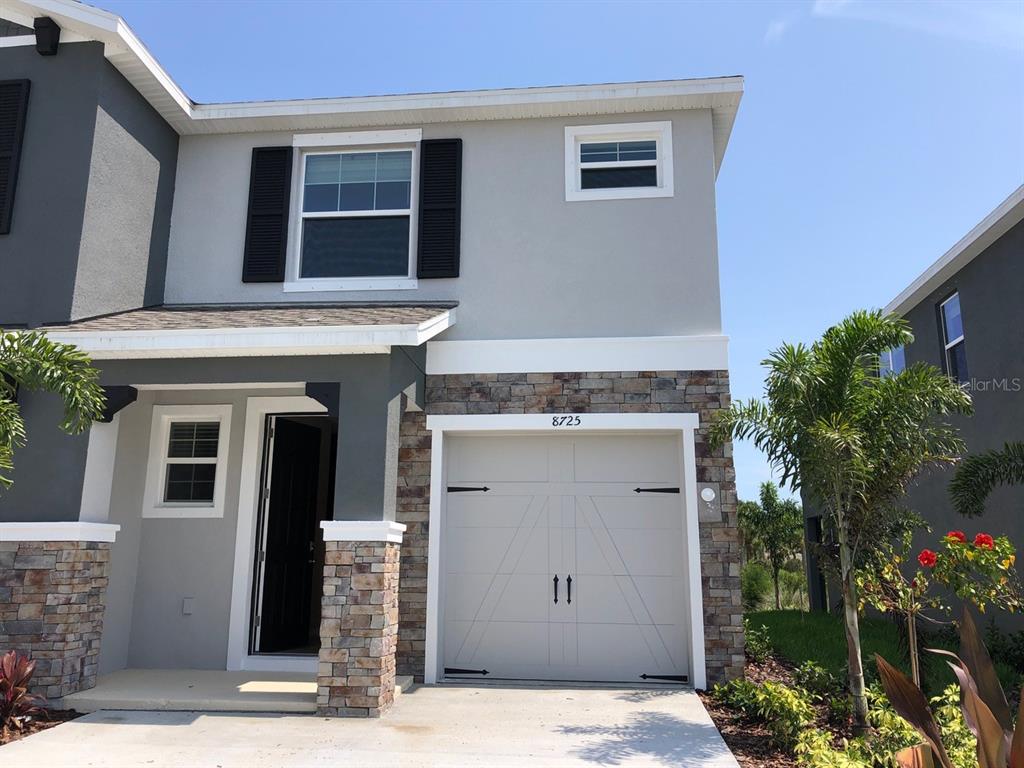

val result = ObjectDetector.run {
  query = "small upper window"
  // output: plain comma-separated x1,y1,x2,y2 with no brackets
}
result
298,149,414,281
940,292,968,384
879,345,906,377
565,122,673,202
143,405,232,518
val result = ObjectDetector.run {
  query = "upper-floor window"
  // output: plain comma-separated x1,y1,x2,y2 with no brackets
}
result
879,345,906,377
940,291,968,384
564,121,673,202
299,149,414,280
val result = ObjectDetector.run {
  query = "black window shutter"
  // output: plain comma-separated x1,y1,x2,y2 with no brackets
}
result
242,146,293,282
417,138,462,279
0,80,31,235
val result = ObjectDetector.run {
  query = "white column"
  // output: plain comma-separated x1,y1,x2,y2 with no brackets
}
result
79,416,121,523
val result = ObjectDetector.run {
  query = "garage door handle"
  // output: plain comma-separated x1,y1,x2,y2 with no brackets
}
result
552,575,559,604
566,575,572,604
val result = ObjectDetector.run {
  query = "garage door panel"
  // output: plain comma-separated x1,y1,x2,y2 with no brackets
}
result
572,434,679,483
447,436,552,482
447,495,533,528
448,620,553,667
443,432,690,683
590,496,682,529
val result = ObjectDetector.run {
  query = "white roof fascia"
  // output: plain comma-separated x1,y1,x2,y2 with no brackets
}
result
3,1,742,170
43,310,454,360
885,185,1024,317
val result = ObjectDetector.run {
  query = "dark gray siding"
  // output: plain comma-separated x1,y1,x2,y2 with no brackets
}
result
0,42,103,327
0,41,178,327
898,218,1024,628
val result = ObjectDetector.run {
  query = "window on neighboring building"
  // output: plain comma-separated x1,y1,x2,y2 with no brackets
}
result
564,121,674,202
143,405,232,518
298,149,414,279
879,345,906,377
940,292,968,384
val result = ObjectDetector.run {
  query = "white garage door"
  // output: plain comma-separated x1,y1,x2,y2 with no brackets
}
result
443,433,691,684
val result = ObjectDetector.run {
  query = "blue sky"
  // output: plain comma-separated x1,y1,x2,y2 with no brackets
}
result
99,0,1024,502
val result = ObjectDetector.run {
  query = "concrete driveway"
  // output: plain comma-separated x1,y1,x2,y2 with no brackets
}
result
1,685,738,767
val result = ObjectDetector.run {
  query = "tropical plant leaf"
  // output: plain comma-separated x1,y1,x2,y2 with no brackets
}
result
895,743,936,768
938,653,1010,768
875,654,955,768
960,607,1012,732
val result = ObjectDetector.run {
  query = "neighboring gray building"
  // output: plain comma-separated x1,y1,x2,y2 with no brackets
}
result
0,0,744,715
806,186,1024,628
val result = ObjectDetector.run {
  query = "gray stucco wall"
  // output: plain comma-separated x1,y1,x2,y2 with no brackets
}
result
0,41,178,327
164,110,722,340
898,218,1024,629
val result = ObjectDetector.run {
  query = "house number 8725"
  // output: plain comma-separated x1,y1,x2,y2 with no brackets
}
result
552,415,582,427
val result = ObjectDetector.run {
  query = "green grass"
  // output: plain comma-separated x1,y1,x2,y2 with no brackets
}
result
747,610,958,694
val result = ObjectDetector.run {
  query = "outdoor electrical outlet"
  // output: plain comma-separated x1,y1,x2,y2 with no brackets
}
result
182,597,194,616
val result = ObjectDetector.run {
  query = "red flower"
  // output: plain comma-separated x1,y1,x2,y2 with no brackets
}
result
974,533,995,549
918,549,938,568
946,530,967,543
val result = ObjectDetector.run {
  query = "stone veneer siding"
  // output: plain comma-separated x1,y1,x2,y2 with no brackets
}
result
318,540,401,717
0,541,111,698
395,371,744,686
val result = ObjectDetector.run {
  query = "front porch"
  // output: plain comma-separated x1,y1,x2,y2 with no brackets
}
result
59,669,416,713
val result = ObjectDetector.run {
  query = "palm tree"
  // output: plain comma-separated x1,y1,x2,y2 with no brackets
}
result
950,441,1024,518
738,482,803,609
709,309,971,731
0,330,105,488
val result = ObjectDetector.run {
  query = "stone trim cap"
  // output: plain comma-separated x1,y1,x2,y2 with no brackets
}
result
321,520,405,543
0,522,120,542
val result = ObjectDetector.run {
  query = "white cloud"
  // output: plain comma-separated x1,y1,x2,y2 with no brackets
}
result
812,0,1024,51
764,19,792,44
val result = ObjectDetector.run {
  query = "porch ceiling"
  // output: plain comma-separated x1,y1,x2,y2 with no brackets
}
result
41,303,457,359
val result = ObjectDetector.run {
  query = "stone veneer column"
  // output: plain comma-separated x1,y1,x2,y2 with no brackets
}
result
0,523,120,699
318,521,405,718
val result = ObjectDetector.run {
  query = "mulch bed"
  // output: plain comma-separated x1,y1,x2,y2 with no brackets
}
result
699,656,800,767
0,709,81,746
700,654,856,767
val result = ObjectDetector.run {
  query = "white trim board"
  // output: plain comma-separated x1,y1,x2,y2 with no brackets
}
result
45,311,454,360
422,412,706,690
0,522,120,542
226,395,328,673
321,520,406,543
426,335,729,375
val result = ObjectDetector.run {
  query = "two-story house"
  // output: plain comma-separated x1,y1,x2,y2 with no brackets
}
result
0,0,744,716
804,186,1024,629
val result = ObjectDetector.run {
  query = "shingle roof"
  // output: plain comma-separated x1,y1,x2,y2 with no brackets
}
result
43,303,456,333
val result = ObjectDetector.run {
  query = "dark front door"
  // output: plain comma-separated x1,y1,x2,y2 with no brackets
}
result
256,417,324,653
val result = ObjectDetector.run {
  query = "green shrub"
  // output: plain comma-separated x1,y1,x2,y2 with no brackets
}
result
741,561,772,611
713,678,815,750
793,660,841,698
744,619,773,663
779,568,808,610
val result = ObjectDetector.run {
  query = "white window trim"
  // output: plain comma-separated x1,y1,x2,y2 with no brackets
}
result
422,412,705,690
564,121,674,202
940,292,966,377
142,404,232,519
284,131,420,292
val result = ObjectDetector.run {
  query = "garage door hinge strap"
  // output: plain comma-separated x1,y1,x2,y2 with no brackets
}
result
444,667,490,676
633,487,680,494
447,486,491,493
640,674,688,682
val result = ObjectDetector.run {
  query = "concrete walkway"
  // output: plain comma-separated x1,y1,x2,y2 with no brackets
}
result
2,685,739,767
